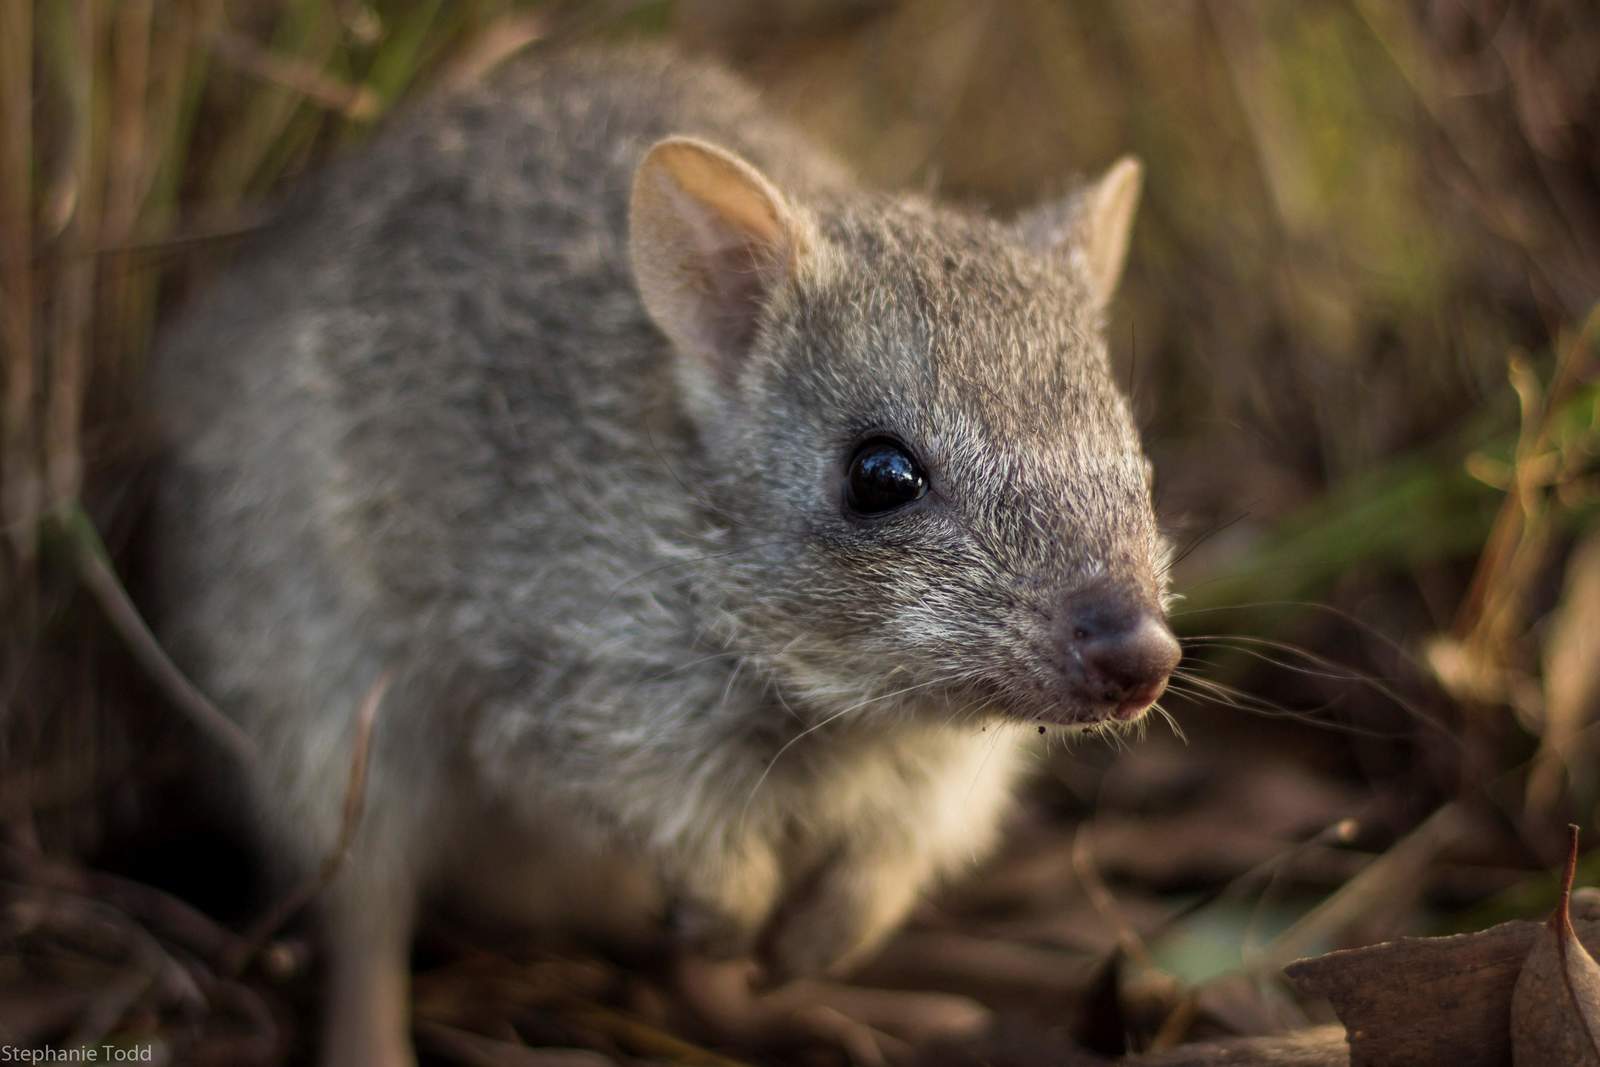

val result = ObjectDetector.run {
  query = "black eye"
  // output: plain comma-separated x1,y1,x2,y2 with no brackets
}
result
846,438,928,515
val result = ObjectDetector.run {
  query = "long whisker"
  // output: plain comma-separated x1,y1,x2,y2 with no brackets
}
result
1166,671,1405,739
1167,672,1281,710
1159,509,1253,579
1166,680,1356,734
1166,599,1432,676
963,699,1009,813
1181,631,1401,678
1180,639,1381,684
738,673,965,829
1148,701,1187,745
1177,632,1457,742
1167,671,1335,719
1168,672,1323,720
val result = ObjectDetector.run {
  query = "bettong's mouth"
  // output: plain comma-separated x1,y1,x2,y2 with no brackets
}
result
1034,678,1168,728
975,675,1169,731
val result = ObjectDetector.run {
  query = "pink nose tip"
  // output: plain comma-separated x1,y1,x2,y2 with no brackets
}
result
1062,583,1181,718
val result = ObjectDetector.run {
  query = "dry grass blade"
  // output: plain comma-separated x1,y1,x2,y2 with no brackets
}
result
2,842,249,963
434,10,547,92
226,671,390,974
66,506,255,764
0,852,291,1063
1071,823,1153,967
41,0,96,510
1438,312,1600,719
207,24,381,120
0,0,36,562
1527,533,1600,812
1249,804,1468,974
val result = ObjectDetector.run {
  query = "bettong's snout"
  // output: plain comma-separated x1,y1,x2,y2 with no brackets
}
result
1059,580,1180,721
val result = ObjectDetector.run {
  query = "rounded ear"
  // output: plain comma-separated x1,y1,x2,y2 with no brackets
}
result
629,137,809,386
1015,155,1144,310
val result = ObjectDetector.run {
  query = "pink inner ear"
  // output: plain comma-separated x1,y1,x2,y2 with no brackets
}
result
693,237,785,380
631,138,802,386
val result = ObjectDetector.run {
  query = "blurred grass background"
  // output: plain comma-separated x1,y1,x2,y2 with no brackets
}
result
2,1,1599,1062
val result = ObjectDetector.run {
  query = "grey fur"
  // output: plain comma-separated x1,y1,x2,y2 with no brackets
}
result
147,46,1169,1065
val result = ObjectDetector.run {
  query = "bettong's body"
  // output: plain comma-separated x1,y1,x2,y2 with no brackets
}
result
150,47,1177,1064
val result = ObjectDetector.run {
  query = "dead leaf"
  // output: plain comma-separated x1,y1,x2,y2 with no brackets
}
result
1511,825,1600,1065
1288,826,1600,1067
1286,919,1584,1066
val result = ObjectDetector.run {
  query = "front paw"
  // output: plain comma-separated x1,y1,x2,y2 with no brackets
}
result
670,955,988,1067
762,854,923,982
667,895,761,960
664,843,782,961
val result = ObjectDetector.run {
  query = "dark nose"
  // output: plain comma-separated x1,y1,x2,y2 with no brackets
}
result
1064,585,1180,720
